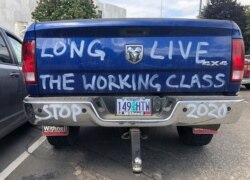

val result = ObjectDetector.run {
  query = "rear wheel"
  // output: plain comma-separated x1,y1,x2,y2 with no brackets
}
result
177,126,213,146
47,126,80,147
245,84,250,89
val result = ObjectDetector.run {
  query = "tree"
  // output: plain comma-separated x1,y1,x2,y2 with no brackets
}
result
200,0,246,32
200,0,248,53
32,0,98,22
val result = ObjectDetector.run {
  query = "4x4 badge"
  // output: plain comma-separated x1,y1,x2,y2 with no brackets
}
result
125,45,143,64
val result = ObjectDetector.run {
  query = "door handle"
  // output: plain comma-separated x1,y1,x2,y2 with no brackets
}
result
9,72,20,78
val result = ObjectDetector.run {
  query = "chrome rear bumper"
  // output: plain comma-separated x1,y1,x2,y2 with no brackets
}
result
241,78,250,85
23,96,244,127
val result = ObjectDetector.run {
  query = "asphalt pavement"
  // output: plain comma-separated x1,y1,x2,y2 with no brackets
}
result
0,89,249,180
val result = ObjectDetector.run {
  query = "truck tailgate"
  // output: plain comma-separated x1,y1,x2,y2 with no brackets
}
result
34,19,233,95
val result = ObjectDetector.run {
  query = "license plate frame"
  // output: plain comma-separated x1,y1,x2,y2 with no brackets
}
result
42,126,69,136
116,97,152,116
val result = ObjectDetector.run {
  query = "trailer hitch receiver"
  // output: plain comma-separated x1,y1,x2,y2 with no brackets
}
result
130,128,142,173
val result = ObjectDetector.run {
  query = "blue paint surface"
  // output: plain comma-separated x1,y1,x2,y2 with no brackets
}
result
23,19,243,95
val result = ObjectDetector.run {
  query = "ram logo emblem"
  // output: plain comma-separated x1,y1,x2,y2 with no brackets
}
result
125,45,143,64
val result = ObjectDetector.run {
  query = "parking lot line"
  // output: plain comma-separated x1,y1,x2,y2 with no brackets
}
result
0,136,46,180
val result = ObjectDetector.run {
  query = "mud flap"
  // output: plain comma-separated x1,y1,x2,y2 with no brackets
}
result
42,126,69,136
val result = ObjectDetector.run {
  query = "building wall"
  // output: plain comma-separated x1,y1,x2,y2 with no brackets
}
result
94,0,126,18
0,0,36,38
0,0,126,39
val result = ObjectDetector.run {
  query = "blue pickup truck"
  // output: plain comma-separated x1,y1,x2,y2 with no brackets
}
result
22,19,245,172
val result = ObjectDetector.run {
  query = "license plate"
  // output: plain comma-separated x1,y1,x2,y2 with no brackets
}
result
42,126,69,136
116,97,152,116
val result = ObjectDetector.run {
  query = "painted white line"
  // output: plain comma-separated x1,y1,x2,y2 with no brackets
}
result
0,136,46,180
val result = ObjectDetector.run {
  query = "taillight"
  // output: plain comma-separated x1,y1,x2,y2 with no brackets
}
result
231,39,245,82
22,40,36,83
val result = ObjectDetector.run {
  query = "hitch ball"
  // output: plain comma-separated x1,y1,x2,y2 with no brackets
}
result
133,157,142,173
134,157,142,166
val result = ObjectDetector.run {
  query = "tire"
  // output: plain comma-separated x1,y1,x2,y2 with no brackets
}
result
47,126,80,147
245,84,250,89
177,126,213,146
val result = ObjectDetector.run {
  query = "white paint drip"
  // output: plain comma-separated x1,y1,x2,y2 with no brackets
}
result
41,39,105,61
35,104,82,123
168,41,173,60
40,73,226,91
196,42,209,64
87,39,105,61
53,41,67,56
41,40,53,58
70,40,85,58
187,103,227,119
178,41,192,60
82,74,161,92
150,41,164,60
40,39,212,64
40,73,75,91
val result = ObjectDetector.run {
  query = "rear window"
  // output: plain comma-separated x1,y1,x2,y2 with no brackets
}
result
7,35,22,65
0,34,11,64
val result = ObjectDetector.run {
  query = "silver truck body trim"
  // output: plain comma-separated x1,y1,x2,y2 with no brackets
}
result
241,78,250,85
23,96,244,127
